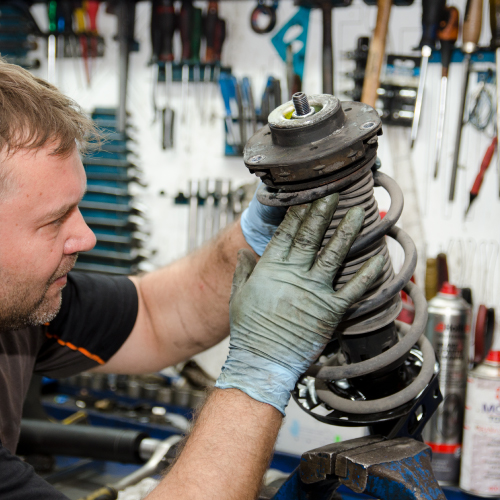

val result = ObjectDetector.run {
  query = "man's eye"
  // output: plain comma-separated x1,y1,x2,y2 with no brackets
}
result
51,214,67,226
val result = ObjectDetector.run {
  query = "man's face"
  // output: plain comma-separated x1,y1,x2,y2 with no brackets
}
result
0,143,96,330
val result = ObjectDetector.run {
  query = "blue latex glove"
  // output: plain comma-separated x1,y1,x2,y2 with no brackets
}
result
240,184,288,256
216,194,385,415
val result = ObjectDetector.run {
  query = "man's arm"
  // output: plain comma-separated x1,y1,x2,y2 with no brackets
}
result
142,195,383,500
146,389,282,500
93,220,252,374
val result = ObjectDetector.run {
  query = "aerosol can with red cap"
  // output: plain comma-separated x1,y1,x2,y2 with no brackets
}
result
460,327,500,497
424,282,472,485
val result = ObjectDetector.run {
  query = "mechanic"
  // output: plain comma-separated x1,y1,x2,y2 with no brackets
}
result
0,60,384,499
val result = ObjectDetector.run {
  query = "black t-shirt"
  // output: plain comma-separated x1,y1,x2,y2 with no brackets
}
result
0,272,138,499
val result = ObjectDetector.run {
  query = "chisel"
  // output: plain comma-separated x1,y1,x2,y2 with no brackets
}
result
449,0,483,200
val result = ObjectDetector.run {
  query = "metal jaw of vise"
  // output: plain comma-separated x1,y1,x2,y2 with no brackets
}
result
261,436,446,500
243,93,445,500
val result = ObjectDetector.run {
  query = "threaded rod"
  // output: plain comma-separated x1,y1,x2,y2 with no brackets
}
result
292,92,311,116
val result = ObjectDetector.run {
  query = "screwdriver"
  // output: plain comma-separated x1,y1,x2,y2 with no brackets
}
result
207,16,226,123
449,0,483,200
410,0,446,149
151,0,176,148
85,1,100,79
202,1,219,121
180,0,193,122
490,0,500,197
433,6,459,178
74,4,91,85
191,7,203,109
465,135,497,215
47,0,57,83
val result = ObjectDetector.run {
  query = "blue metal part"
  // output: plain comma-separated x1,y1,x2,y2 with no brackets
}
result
362,454,446,500
270,437,446,500
271,7,310,80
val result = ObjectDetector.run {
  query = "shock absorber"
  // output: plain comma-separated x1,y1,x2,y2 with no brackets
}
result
243,93,440,437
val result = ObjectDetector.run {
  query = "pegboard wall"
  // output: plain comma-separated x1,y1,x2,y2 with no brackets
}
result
25,0,500,455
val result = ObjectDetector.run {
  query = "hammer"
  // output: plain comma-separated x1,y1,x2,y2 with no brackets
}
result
361,0,392,107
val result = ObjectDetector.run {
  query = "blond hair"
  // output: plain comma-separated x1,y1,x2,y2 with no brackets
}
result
0,58,99,158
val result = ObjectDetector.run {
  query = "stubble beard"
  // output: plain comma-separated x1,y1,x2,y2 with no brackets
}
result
0,254,78,331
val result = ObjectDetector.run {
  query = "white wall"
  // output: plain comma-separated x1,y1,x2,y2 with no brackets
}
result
28,0,500,454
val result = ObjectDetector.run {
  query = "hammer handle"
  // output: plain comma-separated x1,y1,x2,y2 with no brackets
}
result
361,0,392,107
463,0,483,49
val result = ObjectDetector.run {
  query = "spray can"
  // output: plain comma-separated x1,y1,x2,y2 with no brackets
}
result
424,282,472,485
459,344,500,497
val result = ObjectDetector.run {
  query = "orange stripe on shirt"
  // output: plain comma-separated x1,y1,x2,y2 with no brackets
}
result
45,332,106,365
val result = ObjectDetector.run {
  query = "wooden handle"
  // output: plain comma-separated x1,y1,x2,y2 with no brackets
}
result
361,0,392,108
438,6,460,42
463,0,483,47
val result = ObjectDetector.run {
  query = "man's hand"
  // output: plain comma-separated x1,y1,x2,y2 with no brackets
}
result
216,193,385,414
240,184,288,256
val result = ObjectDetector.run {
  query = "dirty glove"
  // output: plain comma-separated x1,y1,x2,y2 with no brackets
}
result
216,194,385,415
240,184,288,256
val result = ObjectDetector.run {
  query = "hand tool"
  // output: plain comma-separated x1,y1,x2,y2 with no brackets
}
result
410,0,446,149
191,6,203,109
241,76,257,135
490,0,500,197
47,0,57,84
219,73,239,150
250,0,278,34
203,179,216,241
85,0,100,77
74,4,91,85
235,81,245,154
151,0,176,148
116,0,135,133
465,135,497,215
320,0,334,94
361,0,392,107
204,1,218,64
202,1,218,122
180,0,193,123
188,180,199,252
449,0,483,200
433,6,459,178
467,70,494,131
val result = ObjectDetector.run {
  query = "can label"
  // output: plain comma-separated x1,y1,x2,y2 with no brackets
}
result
460,375,500,496
425,307,470,484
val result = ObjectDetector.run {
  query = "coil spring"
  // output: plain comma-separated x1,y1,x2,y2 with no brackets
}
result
245,94,436,425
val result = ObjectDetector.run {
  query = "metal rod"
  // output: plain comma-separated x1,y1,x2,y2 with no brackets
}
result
117,1,131,133
434,76,448,178
449,54,471,200
410,45,431,149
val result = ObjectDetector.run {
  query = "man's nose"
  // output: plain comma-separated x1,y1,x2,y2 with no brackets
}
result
63,208,96,255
